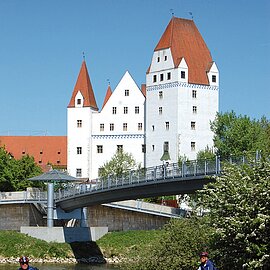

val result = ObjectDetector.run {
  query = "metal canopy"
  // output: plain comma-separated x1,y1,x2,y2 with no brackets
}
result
28,169,78,182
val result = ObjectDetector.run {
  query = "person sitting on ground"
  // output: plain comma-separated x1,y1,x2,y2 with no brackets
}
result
18,256,39,270
197,252,216,270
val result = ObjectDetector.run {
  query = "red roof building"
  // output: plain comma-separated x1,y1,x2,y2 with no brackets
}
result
0,136,67,171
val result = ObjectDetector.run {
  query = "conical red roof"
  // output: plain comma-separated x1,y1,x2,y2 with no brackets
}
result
68,61,98,109
154,17,213,85
101,85,112,109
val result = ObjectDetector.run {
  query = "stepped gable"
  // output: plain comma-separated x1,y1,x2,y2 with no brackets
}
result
101,85,112,110
68,60,98,110
154,17,213,85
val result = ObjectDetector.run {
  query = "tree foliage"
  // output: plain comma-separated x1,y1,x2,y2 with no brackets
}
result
0,146,43,191
197,160,270,269
122,218,214,270
210,111,270,157
99,150,139,178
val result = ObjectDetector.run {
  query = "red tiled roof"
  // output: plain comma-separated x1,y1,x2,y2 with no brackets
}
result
0,136,67,170
101,85,112,110
68,61,98,110
153,17,213,85
141,84,146,97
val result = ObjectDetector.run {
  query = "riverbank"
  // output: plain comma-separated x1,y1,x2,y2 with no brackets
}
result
0,230,159,265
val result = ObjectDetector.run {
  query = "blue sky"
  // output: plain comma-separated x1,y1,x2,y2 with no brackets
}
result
0,0,269,136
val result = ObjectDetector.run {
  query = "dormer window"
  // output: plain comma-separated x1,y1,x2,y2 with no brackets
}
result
181,71,185,79
212,75,216,83
77,99,81,105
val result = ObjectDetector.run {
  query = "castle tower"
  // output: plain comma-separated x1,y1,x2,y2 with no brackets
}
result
145,17,219,167
67,60,98,178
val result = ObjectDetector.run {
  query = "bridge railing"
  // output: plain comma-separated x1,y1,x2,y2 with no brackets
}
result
55,151,266,201
55,158,220,201
0,191,47,203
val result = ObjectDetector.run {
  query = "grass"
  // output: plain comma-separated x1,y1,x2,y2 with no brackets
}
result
0,229,161,260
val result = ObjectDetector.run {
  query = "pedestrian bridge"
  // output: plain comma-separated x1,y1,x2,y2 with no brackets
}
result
55,158,222,211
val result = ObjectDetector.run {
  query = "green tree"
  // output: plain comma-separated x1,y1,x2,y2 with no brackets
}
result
123,218,214,270
210,111,270,157
197,160,270,269
0,147,43,191
99,150,139,178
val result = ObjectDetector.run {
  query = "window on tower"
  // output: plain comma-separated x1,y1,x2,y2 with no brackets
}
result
159,107,163,115
165,122,170,130
193,106,197,114
164,141,169,153
191,121,196,130
191,142,196,151
97,145,103,153
117,145,123,152
159,91,163,99
142,144,146,153
157,57,160,62
152,145,155,151
192,90,197,98
77,147,82,155
181,71,185,79
135,106,139,114
167,72,171,80
124,107,128,114
123,123,127,131
164,55,167,61
112,107,117,114
138,123,143,130
100,123,104,131
160,74,164,81
153,75,157,83
125,89,129,96
110,123,114,131
77,120,82,128
76,168,82,177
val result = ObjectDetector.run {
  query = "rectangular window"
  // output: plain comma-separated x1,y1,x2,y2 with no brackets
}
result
97,145,103,154
152,125,155,131
212,75,216,82
138,123,143,130
100,123,104,131
77,99,81,105
159,107,163,115
124,107,128,114
181,71,185,79
192,90,197,98
157,57,160,62
142,144,146,153
110,123,114,131
112,107,117,114
97,145,103,153
164,55,167,61
191,142,196,151
77,147,82,155
125,89,129,96
191,121,196,130
165,121,170,130
76,168,82,177
152,145,155,151
160,74,164,81
123,123,127,131
193,106,197,114
153,75,157,83
135,106,139,114
167,72,171,80
159,91,163,99
164,141,169,153
77,120,82,128
117,145,123,152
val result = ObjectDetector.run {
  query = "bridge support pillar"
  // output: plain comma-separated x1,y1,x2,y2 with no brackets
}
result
80,207,88,227
47,182,54,228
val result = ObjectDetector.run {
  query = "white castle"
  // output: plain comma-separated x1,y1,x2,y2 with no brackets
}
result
67,17,219,180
